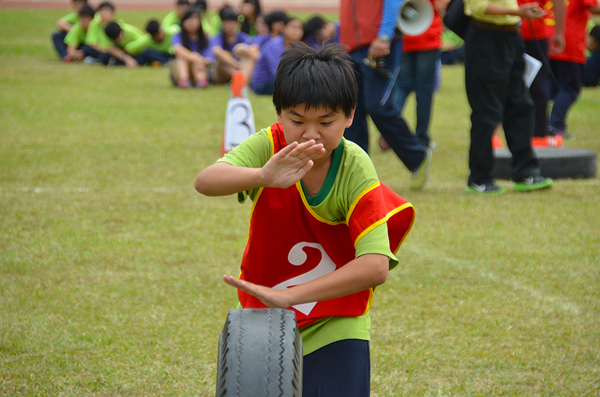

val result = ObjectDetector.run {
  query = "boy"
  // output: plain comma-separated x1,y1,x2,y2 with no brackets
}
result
125,19,179,66
84,2,116,63
583,24,600,86
51,0,87,59
62,5,101,62
102,21,144,67
195,42,415,396
162,0,190,29
210,7,252,84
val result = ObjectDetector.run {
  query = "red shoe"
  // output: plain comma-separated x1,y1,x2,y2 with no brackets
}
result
378,136,390,151
492,135,503,149
531,135,564,148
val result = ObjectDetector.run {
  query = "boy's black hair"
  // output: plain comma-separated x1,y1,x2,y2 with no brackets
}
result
303,16,326,40
78,5,96,18
264,10,288,31
96,1,115,11
195,0,207,12
180,8,208,50
273,42,357,116
146,19,160,35
176,0,190,5
219,6,238,21
104,21,122,40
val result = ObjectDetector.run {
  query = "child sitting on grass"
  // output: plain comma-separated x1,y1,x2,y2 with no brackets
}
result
51,0,87,59
125,19,179,66
62,5,101,62
194,42,415,396
171,8,212,88
210,7,251,84
102,21,144,67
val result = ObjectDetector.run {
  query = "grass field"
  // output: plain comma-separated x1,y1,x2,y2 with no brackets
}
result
1,8,599,396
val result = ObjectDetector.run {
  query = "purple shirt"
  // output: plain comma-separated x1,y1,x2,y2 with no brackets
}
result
171,31,212,58
209,31,252,61
251,35,285,91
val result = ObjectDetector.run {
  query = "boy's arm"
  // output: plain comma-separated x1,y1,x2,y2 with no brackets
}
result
223,253,389,309
484,1,546,19
195,140,325,196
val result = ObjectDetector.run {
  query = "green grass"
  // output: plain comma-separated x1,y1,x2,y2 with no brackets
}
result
1,8,600,396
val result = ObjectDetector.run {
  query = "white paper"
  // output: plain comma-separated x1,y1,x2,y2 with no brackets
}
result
523,53,543,88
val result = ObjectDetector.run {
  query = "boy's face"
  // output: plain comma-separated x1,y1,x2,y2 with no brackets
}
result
271,21,285,36
73,0,86,11
222,20,239,36
283,19,303,43
152,30,165,42
277,104,355,163
80,15,93,30
99,7,114,23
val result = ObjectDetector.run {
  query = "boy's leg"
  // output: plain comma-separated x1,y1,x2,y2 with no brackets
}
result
395,50,417,113
549,60,584,132
413,49,441,147
583,51,600,87
51,31,68,59
464,26,509,185
80,45,101,59
501,36,539,181
524,39,551,138
302,339,370,397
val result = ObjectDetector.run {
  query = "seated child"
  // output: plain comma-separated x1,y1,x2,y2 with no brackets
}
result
210,7,251,84
583,25,600,86
194,0,216,36
102,21,144,67
171,8,212,88
125,19,179,66
302,15,340,49
83,1,116,63
62,5,101,62
194,42,415,396
250,16,304,95
239,0,261,36
162,0,190,29
51,0,87,59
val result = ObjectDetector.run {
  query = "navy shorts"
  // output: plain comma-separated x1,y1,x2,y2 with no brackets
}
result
302,339,370,397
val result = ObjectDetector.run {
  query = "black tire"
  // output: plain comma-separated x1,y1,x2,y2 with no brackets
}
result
493,147,597,180
216,309,303,397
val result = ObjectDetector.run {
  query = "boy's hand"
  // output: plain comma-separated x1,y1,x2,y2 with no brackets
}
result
223,275,292,309
260,140,325,189
518,3,546,20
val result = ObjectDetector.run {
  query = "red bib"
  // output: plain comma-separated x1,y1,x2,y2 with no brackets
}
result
238,123,415,328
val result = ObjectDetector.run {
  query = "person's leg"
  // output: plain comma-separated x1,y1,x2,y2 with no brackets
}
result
524,38,551,138
502,35,540,181
80,45,101,59
302,339,370,397
345,48,371,153
413,49,441,147
464,26,509,185
355,40,426,171
395,50,416,113
549,60,584,132
583,50,600,87
51,31,68,59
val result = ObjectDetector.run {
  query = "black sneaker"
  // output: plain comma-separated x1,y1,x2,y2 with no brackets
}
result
466,181,506,195
513,176,553,192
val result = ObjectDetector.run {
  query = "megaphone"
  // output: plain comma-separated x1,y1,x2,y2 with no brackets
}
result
397,0,434,36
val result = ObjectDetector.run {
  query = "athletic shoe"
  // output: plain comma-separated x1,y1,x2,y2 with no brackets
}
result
548,125,574,140
513,176,553,192
84,56,102,64
410,148,432,190
196,78,209,89
466,181,507,195
178,79,193,89
531,135,564,148
492,135,503,149
378,136,390,151
429,141,438,151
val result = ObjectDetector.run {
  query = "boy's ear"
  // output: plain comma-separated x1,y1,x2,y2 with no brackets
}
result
277,112,283,125
344,108,356,129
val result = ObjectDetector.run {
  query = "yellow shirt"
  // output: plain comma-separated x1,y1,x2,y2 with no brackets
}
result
464,0,521,25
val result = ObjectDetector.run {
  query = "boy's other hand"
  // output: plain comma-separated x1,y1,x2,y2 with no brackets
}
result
223,275,292,309
518,3,546,20
260,140,325,189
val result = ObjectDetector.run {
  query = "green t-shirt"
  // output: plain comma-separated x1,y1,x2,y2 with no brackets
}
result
162,11,215,36
216,127,399,355
58,11,79,26
99,22,144,51
85,17,107,47
63,21,87,47
124,25,180,55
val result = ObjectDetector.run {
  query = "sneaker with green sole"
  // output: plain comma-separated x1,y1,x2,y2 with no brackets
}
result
466,181,507,195
410,148,432,190
513,176,553,192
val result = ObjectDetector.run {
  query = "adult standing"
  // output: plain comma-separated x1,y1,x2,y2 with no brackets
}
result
339,0,432,190
463,0,553,194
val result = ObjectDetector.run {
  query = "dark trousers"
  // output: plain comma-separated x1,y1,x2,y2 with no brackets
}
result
346,40,426,172
583,50,600,87
303,339,370,397
524,38,551,137
51,31,68,59
549,59,585,131
464,24,539,184
396,49,441,147
136,49,175,65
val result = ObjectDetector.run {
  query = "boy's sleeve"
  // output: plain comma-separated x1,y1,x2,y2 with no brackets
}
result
59,12,79,26
355,223,399,270
64,23,84,46
125,34,151,55
85,20,100,45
